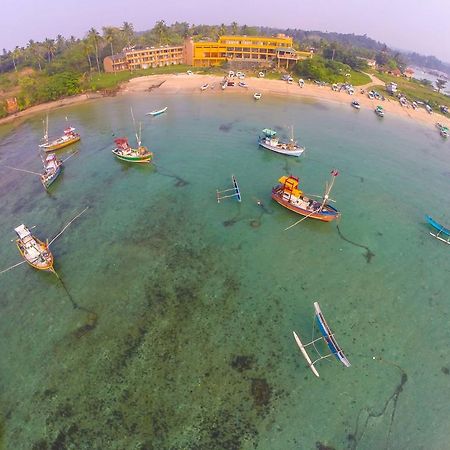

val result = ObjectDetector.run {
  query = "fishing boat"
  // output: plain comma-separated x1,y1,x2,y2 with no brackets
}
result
200,83,209,91
40,153,63,189
375,105,384,117
258,128,305,157
14,224,54,272
253,92,262,100
351,100,361,109
426,215,450,245
112,109,153,163
39,116,80,152
272,170,340,225
436,123,449,138
146,106,167,116
293,301,351,378
238,81,248,88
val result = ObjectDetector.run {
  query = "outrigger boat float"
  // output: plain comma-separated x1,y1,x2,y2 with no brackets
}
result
272,169,340,229
112,108,153,163
258,128,305,157
39,116,80,152
426,215,450,245
216,175,242,203
293,301,351,378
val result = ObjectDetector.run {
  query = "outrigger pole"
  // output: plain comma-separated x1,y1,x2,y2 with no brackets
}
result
293,301,350,378
216,175,242,203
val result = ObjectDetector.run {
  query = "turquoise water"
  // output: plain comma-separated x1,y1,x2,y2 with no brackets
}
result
0,92,449,450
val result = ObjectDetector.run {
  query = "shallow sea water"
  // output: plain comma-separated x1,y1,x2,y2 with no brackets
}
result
0,91,450,450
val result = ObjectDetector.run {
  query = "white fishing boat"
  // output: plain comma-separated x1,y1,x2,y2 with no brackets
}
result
375,105,385,117
146,106,167,117
40,153,63,189
253,92,262,100
200,83,209,91
238,81,248,88
258,127,305,157
351,100,361,109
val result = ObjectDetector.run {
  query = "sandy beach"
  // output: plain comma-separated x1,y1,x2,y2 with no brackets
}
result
1,73,449,130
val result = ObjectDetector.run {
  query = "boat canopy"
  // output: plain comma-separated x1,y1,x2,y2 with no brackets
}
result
114,137,130,149
14,224,31,239
278,175,302,197
262,128,277,137
64,126,76,135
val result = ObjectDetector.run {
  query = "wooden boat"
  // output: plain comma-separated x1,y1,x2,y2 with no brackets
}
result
253,92,262,100
14,224,54,272
40,153,63,189
351,100,361,109
112,138,153,163
426,215,450,245
112,108,153,163
375,105,384,117
258,128,305,157
39,116,80,152
238,81,248,88
200,83,209,91
146,106,167,117
272,171,340,223
293,301,351,378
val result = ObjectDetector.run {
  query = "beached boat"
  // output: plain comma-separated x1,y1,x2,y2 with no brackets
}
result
351,100,360,109
253,92,262,100
200,83,209,91
14,224,54,272
146,106,167,117
375,105,384,117
426,215,450,245
40,153,63,189
39,115,80,152
258,128,304,157
272,170,340,223
436,123,449,138
238,81,248,88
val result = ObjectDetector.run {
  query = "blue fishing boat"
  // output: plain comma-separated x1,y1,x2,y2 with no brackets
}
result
426,215,450,245
216,175,242,203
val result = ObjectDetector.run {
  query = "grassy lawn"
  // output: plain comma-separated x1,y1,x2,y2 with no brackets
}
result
373,71,450,110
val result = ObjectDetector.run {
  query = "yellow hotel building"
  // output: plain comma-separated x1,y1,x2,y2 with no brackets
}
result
103,35,311,72
185,35,312,68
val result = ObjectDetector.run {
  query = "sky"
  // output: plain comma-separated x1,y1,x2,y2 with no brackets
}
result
2,0,450,63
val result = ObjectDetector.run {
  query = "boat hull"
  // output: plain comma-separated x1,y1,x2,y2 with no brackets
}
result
271,189,340,222
41,165,63,189
16,237,54,271
112,148,153,163
426,215,450,236
259,140,304,157
147,107,167,116
40,135,80,151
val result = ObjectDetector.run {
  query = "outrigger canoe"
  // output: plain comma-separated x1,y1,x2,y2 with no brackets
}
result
426,215,450,244
146,106,168,117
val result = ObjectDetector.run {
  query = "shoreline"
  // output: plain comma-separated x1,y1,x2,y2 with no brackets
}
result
1,73,449,130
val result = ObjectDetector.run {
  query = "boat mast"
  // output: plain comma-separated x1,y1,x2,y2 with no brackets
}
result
130,107,141,147
42,114,49,144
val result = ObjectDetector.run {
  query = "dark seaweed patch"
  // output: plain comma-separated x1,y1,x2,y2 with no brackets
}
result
251,378,271,410
231,355,256,372
441,367,449,375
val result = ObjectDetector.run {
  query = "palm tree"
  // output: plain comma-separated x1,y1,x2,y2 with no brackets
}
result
83,41,94,72
11,46,21,71
26,39,42,71
102,26,116,57
43,38,56,63
218,23,227,37
153,20,168,45
231,21,239,35
121,22,134,47
88,28,102,72
436,78,447,93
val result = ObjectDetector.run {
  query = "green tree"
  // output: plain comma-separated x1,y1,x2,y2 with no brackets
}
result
87,28,102,72
43,38,56,63
153,20,169,45
103,26,117,57
231,21,238,35
121,22,134,47
218,23,227,37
